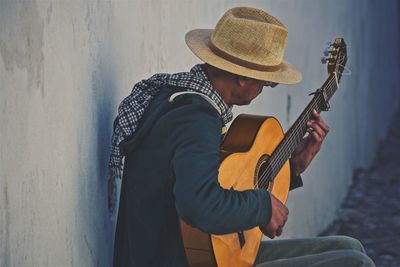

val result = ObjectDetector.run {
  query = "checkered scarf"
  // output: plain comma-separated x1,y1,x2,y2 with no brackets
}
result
109,64,233,183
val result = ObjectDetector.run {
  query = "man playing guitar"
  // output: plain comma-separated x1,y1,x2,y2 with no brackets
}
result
110,6,375,267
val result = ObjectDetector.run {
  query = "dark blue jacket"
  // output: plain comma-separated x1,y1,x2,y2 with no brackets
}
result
113,86,302,266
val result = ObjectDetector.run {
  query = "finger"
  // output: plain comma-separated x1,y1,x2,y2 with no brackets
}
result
307,120,327,139
267,231,276,239
317,119,330,133
278,212,288,226
276,207,288,222
276,227,283,237
315,119,330,133
308,129,323,143
298,134,312,147
312,110,330,132
284,205,289,215
312,109,321,120
283,214,288,223
307,121,326,138
277,201,289,216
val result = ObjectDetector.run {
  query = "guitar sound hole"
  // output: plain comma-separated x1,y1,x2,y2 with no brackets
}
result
255,155,274,191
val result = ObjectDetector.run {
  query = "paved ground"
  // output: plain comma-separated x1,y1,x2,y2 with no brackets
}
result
321,113,400,267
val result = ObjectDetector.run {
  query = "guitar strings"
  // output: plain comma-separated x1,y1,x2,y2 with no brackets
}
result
257,95,323,187
257,95,325,188
256,53,347,187
256,97,322,188
257,76,337,187
257,53,346,187
257,75,338,188
256,75,339,188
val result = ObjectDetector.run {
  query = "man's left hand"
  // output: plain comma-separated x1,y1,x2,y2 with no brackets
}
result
291,109,329,176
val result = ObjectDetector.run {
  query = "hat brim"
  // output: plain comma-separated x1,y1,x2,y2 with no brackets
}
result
185,29,302,85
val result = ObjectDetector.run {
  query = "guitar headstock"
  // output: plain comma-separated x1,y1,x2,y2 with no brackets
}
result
321,38,347,79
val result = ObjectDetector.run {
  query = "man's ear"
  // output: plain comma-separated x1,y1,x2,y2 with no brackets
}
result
237,75,247,87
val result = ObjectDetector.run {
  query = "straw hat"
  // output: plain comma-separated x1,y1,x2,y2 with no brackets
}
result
185,7,302,84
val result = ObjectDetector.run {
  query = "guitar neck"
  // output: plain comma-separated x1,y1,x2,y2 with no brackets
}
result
267,73,340,180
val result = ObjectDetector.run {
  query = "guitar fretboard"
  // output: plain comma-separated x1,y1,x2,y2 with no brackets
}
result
258,73,340,188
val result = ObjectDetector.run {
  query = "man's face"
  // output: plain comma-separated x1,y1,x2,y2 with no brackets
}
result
232,78,277,106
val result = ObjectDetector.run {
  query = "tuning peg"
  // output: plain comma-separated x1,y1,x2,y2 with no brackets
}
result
323,49,330,56
321,56,328,64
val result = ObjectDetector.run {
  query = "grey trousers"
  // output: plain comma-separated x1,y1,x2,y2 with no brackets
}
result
254,236,375,267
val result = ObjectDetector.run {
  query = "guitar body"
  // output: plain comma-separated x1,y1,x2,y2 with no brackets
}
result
181,114,291,267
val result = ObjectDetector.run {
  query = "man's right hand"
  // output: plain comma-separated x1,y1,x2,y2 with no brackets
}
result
260,193,289,239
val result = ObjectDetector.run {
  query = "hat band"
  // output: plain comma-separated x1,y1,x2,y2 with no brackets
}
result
209,41,281,72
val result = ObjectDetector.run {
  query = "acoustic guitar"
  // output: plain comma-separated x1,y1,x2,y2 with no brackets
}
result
181,38,348,267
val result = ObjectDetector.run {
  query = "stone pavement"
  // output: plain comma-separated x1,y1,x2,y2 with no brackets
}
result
321,113,400,267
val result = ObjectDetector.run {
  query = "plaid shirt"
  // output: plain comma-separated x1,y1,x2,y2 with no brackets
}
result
109,64,233,182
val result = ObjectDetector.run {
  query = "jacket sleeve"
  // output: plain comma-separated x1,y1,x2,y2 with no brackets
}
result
167,97,271,234
289,160,303,190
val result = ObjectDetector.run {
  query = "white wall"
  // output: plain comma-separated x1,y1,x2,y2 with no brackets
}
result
0,0,399,266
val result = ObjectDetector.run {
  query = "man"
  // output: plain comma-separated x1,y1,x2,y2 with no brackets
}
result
110,7,375,267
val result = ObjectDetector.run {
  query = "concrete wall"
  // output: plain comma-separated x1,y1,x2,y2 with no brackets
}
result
0,0,399,266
